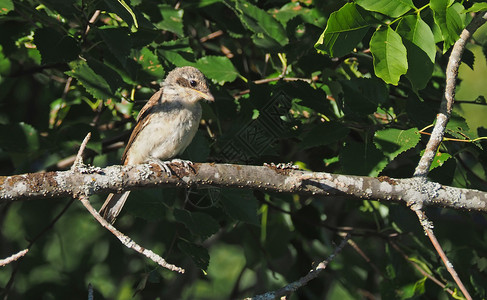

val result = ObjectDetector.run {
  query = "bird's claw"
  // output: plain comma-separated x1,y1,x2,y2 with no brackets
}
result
170,158,193,169
263,162,300,170
148,158,173,176
148,158,195,176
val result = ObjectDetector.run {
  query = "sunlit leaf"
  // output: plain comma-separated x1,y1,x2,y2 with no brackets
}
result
356,0,415,18
157,4,184,36
195,56,239,84
369,26,408,85
374,128,421,162
431,0,465,52
464,3,487,13
0,0,13,15
315,3,372,57
66,60,119,100
233,0,289,48
429,152,452,170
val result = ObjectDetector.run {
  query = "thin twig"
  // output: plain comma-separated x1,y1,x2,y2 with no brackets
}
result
71,133,184,273
346,238,384,277
245,234,350,300
390,241,454,295
414,210,470,299
88,283,94,300
84,10,101,36
78,195,184,273
71,132,91,171
0,249,28,267
2,198,75,298
199,30,223,43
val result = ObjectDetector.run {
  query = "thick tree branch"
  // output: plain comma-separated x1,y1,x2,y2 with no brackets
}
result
0,162,486,212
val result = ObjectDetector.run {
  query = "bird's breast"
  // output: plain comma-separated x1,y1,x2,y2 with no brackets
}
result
125,103,202,164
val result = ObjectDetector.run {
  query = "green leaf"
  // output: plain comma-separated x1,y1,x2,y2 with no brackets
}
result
340,140,387,176
431,0,465,52
273,2,326,27
341,77,388,115
116,0,138,29
397,15,436,63
174,209,220,239
0,45,11,75
0,0,14,15
465,3,487,13
315,3,371,57
180,0,222,8
429,151,452,170
402,38,434,90
34,28,79,64
66,60,116,100
124,189,170,221
87,59,124,94
194,56,239,84
397,15,436,90
135,47,165,79
97,27,131,66
369,26,408,85
374,128,420,162
0,122,39,153
157,4,184,36
220,189,258,225
300,121,350,149
356,0,415,18
40,0,79,18
158,38,195,67
233,0,288,48
178,239,209,271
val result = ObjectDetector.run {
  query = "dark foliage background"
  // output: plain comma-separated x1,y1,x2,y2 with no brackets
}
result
1,0,487,299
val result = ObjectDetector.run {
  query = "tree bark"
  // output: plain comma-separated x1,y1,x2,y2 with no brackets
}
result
1,162,486,212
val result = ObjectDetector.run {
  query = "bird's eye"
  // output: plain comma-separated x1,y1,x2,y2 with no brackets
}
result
189,80,197,87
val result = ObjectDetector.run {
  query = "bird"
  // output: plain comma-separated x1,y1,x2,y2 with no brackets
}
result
99,66,214,224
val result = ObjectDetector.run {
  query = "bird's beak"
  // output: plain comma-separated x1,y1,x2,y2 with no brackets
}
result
195,89,215,102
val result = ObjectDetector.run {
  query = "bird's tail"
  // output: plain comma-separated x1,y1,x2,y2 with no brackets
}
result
99,191,131,224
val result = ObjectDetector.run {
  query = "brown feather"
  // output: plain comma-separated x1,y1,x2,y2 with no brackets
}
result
121,88,164,164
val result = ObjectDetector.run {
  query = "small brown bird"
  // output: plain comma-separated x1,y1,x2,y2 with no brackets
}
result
99,66,214,223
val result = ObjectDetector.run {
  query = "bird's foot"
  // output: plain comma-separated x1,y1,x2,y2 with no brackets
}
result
263,162,300,170
147,157,173,176
170,159,195,171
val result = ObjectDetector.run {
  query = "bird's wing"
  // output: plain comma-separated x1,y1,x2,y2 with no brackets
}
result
121,88,164,164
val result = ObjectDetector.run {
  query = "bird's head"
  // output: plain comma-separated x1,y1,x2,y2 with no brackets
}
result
163,66,214,104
